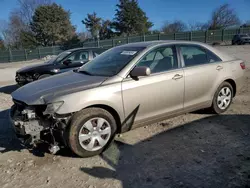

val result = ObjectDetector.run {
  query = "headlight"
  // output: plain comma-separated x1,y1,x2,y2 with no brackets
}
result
43,101,64,115
51,69,60,73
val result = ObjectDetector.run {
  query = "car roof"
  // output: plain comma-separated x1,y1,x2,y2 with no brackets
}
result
119,40,210,48
118,40,234,62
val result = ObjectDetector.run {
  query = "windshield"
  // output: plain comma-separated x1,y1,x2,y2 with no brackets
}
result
78,46,145,76
240,34,249,37
52,51,72,64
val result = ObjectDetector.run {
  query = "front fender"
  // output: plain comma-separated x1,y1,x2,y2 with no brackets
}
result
55,82,125,123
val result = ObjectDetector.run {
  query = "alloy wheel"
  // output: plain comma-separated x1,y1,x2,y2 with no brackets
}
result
78,117,111,151
217,87,232,110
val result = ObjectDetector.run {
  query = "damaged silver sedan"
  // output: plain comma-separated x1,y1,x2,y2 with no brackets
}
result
10,41,245,157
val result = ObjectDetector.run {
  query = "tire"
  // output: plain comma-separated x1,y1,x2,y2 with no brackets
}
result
38,74,51,80
210,82,233,114
67,107,117,158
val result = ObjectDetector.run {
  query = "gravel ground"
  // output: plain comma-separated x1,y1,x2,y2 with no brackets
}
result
0,45,250,188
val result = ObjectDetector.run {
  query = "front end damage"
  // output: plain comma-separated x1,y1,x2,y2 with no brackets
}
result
10,99,71,154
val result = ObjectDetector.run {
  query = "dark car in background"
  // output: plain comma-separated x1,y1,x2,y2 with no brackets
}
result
232,34,250,45
15,47,106,85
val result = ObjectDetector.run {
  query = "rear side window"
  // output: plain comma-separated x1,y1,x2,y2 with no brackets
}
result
180,45,221,67
78,51,89,60
93,52,99,57
93,49,106,57
206,50,221,63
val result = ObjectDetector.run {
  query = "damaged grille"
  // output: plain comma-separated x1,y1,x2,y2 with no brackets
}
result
13,99,46,118
13,99,27,111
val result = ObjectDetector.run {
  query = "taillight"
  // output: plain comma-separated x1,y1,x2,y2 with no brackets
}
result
240,62,246,70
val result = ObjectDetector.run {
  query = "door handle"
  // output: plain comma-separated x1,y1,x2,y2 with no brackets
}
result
172,74,183,80
216,65,223,70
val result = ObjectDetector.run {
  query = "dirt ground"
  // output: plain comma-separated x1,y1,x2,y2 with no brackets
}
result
0,45,250,188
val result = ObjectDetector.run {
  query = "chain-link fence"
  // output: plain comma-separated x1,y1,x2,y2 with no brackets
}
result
83,27,250,48
0,46,63,63
1,27,250,63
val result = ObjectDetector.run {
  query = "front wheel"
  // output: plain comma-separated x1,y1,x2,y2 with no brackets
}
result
67,108,117,158
211,82,233,114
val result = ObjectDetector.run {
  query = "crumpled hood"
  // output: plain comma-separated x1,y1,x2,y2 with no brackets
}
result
12,71,107,105
17,62,48,73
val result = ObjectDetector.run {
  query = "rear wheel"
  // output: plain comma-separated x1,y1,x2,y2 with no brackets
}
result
211,82,233,114
67,108,117,158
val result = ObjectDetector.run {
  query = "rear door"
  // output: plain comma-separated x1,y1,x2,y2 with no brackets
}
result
178,44,224,110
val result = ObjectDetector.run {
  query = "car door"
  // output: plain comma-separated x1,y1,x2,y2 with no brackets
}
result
121,45,184,127
59,50,90,73
178,44,223,110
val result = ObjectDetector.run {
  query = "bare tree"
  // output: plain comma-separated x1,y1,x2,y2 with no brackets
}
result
0,19,13,47
188,22,210,31
77,32,91,42
240,20,250,28
16,0,52,25
209,4,240,30
2,0,52,48
161,20,187,33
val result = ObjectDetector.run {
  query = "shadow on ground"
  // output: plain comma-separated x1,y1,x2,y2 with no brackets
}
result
0,84,18,94
80,114,250,188
0,109,23,153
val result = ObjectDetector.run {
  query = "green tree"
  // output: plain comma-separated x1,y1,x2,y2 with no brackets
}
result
19,30,37,48
113,0,153,36
62,35,80,50
99,20,114,40
31,3,75,46
82,12,102,39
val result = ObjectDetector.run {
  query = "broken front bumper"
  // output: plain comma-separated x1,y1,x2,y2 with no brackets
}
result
9,103,69,149
9,105,47,145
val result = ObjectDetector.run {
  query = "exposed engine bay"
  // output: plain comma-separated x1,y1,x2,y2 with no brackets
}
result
10,99,71,154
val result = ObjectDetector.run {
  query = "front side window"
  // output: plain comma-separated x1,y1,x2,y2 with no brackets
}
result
54,51,72,63
137,46,178,74
78,47,145,77
63,51,89,62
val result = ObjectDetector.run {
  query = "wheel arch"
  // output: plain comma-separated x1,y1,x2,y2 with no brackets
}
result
85,104,122,133
224,79,236,97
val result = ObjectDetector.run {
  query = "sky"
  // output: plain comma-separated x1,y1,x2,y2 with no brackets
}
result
0,0,249,32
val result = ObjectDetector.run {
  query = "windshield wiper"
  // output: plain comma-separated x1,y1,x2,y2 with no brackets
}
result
77,70,93,76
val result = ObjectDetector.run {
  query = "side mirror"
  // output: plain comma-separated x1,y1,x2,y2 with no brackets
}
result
63,59,72,65
130,66,151,77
